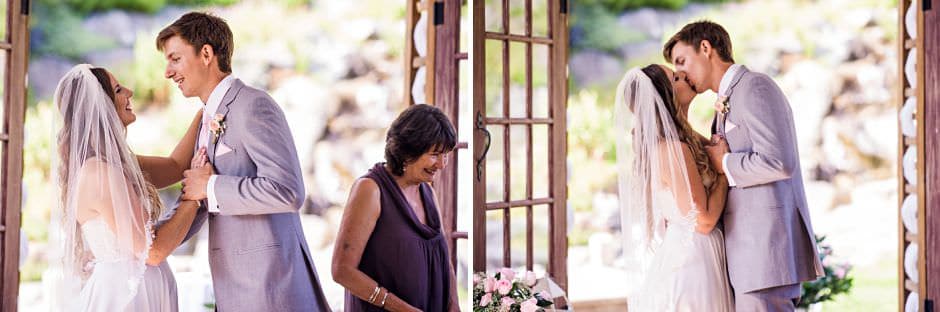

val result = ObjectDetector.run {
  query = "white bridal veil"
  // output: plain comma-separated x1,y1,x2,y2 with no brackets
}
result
50,64,154,310
614,67,700,298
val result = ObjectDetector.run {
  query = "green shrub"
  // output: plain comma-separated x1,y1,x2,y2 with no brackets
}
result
130,31,173,107
32,4,117,59
50,0,240,14
63,0,167,14
576,0,730,12
571,3,645,53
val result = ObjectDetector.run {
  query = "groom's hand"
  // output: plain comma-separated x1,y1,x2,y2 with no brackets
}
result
181,162,213,201
705,135,729,173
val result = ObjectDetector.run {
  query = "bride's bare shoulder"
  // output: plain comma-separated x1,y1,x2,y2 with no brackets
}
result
77,157,121,178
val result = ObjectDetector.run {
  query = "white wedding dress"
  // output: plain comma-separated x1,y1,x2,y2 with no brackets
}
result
78,218,178,312
629,188,734,312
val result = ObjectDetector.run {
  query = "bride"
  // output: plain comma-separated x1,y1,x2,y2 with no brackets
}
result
615,64,734,311
52,64,204,311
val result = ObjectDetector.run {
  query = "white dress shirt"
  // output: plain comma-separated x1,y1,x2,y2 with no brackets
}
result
718,64,742,187
199,74,236,213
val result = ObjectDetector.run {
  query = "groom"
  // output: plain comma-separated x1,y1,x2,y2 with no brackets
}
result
664,21,823,311
152,12,330,311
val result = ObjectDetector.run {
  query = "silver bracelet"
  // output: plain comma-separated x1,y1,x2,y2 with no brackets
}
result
379,290,390,308
367,285,381,303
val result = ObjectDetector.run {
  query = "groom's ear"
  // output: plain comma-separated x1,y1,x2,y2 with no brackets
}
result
699,40,713,59
200,44,215,66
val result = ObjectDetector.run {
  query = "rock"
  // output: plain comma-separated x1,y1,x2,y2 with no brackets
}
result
812,179,897,268
82,10,154,48
855,112,897,161
813,24,854,65
300,214,332,249
616,40,661,63
82,48,134,70
28,56,75,100
819,116,857,172
569,50,623,87
780,61,834,155
615,8,664,39
616,4,710,39
271,75,340,213
804,180,837,212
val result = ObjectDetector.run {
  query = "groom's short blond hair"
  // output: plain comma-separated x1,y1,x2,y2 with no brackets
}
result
157,12,234,73
663,20,735,64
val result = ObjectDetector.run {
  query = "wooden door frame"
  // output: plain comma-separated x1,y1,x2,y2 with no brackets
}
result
1,0,30,310
923,0,940,308
405,0,469,270
431,0,470,266
472,0,569,292
900,0,939,309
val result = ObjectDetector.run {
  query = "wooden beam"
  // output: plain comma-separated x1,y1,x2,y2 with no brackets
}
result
485,197,554,210
484,32,554,45
472,0,487,274
923,0,940,305
2,0,29,310
548,0,569,294
431,0,464,273
485,117,553,125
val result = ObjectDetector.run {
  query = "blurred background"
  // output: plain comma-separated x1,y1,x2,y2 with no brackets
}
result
19,0,470,311
565,0,898,310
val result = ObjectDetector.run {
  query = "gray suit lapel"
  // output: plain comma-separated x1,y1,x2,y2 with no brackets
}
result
209,79,245,164
720,66,750,137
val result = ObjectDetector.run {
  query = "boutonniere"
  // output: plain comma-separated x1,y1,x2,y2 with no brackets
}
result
208,113,226,144
714,95,730,114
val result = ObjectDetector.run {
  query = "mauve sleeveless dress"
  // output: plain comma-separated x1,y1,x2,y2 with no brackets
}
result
344,163,452,311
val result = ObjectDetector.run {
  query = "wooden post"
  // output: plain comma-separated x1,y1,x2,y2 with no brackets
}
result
1,0,30,310
923,0,940,307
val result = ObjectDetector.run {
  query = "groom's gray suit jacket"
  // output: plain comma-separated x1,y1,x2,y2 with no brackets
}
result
177,79,331,311
717,66,824,294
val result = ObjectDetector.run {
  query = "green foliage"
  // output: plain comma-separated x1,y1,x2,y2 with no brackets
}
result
571,3,645,53
47,0,239,14
575,0,731,12
169,0,240,7
21,103,57,282
62,0,167,14
130,31,173,107
32,3,117,59
570,0,736,53
800,235,854,307
566,89,619,214
577,0,689,11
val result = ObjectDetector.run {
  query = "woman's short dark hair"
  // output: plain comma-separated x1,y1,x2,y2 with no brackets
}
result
385,104,457,176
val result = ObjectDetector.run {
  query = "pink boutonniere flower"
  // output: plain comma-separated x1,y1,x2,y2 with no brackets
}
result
714,95,730,114
209,113,226,144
